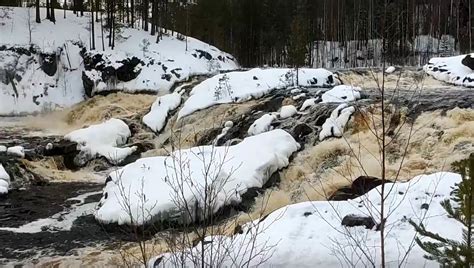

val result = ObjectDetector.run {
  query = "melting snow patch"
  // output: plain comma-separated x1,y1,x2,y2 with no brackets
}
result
94,129,300,225
143,92,182,133
65,118,136,165
424,54,474,87
319,104,355,141
321,85,361,103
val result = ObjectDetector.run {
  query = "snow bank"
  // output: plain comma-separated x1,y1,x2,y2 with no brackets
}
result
177,68,339,119
319,104,355,141
0,164,10,194
143,92,182,133
424,54,474,87
64,118,136,165
7,146,25,158
321,85,361,103
150,172,462,267
95,129,300,225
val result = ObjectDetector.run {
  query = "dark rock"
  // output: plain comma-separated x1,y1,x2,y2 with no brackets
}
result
39,52,57,76
421,203,429,210
82,71,94,97
195,49,213,60
461,54,474,71
303,211,313,217
329,176,383,201
341,214,376,229
116,57,143,82
292,123,313,142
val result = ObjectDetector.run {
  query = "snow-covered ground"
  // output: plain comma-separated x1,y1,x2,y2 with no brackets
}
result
95,129,300,225
150,172,462,267
64,118,136,165
424,54,474,87
0,7,238,115
177,68,339,119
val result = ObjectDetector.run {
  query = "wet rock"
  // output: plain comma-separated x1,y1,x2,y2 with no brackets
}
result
329,176,383,201
421,203,429,210
194,49,213,60
116,57,143,82
82,71,94,97
43,140,78,157
39,52,57,76
341,214,376,229
292,123,313,142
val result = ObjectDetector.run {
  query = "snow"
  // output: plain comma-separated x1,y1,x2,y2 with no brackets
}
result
150,172,462,267
0,145,7,153
7,146,25,158
94,129,300,225
0,191,101,233
143,92,182,133
213,121,234,145
424,54,474,87
321,85,361,103
319,104,355,141
0,7,238,115
300,98,318,111
64,118,136,165
385,66,396,74
247,113,277,136
0,164,10,194
279,105,297,119
177,68,339,119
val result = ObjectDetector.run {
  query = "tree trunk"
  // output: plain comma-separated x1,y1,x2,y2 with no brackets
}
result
35,0,40,23
46,0,51,19
91,0,96,50
50,0,56,23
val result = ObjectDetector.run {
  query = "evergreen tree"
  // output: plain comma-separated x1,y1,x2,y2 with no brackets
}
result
410,154,474,268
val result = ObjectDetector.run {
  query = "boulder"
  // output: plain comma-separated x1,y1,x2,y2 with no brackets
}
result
341,214,376,229
39,52,57,76
461,54,474,71
329,176,383,201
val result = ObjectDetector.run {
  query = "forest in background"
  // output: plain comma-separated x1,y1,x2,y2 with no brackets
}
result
3,0,473,68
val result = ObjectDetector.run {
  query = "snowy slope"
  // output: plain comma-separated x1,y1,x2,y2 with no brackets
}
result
177,68,339,119
0,7,238,115
150,172,462,267
94,129,300,225
424,54,474,87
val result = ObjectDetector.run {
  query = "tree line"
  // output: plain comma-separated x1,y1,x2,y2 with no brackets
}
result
4,0,474,67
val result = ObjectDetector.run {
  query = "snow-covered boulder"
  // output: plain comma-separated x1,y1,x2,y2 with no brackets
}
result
0,164,11,195
6,146,25,158
319,104,355,141
247,113,278,136
321,85,361,103
0,145,7,153
95,129,300,225
279,105,297,119
64,118,136,166
385,66,396,74
177,68,340,119
143,92,182,133
149,172,462,267
424,54,474,87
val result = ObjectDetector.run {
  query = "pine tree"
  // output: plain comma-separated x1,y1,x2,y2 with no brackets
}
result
410,154,474,268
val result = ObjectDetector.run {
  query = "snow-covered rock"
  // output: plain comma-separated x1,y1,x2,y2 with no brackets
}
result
279,105,297,119
214,121,234,145
7,146,25,158
149,172,462,267
64,118,136,165
177,68,339,119
95,129,300,225
0,7,238,115
321,85,361,103
247,113,278,136
424,54,474,87
0,164,11,195
143,92,182,133
385,66,396,74
300,98,318,111
319,104,355,141
0,145,7,153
